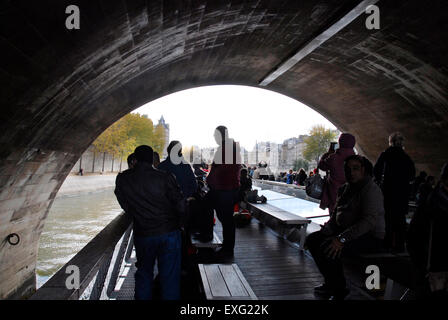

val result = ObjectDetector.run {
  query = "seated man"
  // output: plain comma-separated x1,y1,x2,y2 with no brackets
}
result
306,155,385,300
114,145,186,300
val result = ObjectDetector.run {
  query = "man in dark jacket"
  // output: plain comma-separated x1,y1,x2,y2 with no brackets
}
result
114,145,186,300
306,155,385,300
374,132,415,251
206,126,241,258
158,140,198,199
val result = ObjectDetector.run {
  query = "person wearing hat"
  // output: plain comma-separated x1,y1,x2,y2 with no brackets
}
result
318,133,357,214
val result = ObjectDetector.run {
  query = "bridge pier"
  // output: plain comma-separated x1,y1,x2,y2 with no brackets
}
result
0,148,78,299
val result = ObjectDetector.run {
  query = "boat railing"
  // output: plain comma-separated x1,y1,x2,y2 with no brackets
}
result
30,212,133,300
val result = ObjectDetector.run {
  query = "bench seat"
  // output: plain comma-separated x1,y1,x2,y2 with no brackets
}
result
198,264,257,300
247,202,311,249
248,203,310,225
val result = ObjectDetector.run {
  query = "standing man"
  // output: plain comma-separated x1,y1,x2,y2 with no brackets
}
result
158,141,198,199
206,126,241,259
115,145,186,300
374,132,415,252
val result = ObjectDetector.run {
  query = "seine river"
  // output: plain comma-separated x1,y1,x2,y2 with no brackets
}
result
36,189,122,288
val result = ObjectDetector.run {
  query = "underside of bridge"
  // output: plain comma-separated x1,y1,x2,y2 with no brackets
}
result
0,0,447,299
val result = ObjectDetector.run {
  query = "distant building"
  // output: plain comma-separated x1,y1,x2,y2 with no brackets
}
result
240,146,249,165
157,115,170,158
279,136,308,170
249,141,271,165
200,147,216,164
269,143,282,171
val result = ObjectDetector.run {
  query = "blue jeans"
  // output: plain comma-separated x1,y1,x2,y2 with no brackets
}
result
133,230,181,300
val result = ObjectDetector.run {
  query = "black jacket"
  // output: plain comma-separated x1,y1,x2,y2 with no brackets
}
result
158,156,198,198
115,162,186,237
373,146,415,198
408,183,448,272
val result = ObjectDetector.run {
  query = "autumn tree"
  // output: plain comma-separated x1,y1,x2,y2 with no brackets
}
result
303,125,338,163
123,113,155,146
92,113,165,171
293,159,310,172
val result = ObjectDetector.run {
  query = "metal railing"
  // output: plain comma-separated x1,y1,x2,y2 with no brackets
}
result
30,212,133,300
253,178,305,190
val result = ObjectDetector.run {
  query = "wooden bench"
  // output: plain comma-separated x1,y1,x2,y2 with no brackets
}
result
191,231,222,249
198,264,257,300
247,202,311,250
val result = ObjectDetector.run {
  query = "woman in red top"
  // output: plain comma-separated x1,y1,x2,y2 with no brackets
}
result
206,126,241,258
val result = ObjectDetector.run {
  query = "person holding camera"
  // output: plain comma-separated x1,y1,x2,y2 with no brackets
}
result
317,133,356,214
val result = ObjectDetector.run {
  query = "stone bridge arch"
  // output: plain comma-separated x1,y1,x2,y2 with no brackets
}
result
0,0,447,298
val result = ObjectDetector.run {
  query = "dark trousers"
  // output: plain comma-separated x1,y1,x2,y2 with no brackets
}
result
306,231,384,291
209,189,238,252
134,230,181,300
384,195,408,250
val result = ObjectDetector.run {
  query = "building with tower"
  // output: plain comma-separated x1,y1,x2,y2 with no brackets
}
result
157,115,170,158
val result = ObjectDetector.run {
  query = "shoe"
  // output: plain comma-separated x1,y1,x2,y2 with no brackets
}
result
314,283,334,295
328,288,350,300
314,284,335,298
192,232,213,242
198,234,214,243
214,248,234,260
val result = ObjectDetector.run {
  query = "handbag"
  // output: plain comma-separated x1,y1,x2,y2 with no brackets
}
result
305,174,325,200
246,190,267,204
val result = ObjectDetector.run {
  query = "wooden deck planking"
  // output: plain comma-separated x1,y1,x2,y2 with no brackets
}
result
114,211,370,300
211,218,326,300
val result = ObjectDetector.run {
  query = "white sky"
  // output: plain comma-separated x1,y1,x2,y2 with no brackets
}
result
133,85,336,151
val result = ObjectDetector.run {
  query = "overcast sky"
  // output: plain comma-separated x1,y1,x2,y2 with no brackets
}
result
133,85,336,151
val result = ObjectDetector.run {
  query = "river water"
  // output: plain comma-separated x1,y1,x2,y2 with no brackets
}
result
36,189,122,288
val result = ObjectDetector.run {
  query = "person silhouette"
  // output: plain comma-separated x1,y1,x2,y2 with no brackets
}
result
206,126,241,259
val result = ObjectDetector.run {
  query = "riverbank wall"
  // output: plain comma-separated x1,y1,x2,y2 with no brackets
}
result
56,174,117,198
70,145,129,174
